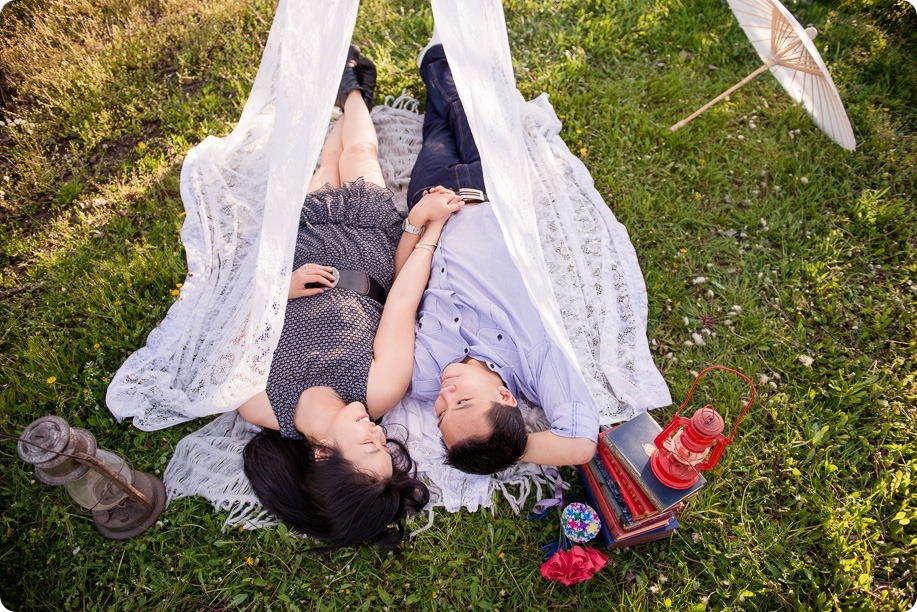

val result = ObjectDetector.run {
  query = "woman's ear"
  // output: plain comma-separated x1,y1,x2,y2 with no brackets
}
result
498,387,518,407
314,440,331,460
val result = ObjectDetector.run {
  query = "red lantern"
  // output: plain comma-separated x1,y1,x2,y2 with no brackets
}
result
650,366,756,490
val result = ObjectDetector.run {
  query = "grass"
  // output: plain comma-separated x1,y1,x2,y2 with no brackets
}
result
0,0,914,609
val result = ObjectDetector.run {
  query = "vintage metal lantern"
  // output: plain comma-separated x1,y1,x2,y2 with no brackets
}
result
650,366,756,490
16,415,166,540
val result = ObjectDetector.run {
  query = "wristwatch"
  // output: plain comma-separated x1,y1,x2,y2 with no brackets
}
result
402,217,424,236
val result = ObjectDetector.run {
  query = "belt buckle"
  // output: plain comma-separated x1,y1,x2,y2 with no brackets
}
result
458,188,486,204
329,266,340,288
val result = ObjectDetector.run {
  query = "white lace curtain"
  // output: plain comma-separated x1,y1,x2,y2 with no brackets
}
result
107,0,670,433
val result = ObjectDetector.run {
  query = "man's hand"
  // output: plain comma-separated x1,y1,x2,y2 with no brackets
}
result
289,263,336,300
409,186,464,229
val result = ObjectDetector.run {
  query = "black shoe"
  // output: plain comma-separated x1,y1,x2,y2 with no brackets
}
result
353,56,376,110
335,44,363,110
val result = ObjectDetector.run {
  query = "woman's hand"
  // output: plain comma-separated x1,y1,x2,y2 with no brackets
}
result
289,263,336,300
409,186,464,229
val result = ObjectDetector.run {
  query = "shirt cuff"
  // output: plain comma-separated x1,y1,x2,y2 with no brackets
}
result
550,401,600,440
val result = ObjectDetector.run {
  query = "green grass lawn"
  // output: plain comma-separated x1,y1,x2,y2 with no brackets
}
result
1,0,914,609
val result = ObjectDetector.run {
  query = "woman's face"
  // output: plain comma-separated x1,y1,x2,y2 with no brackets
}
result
324,401,393,479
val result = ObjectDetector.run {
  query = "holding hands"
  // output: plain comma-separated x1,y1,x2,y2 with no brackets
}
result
409,186,464,230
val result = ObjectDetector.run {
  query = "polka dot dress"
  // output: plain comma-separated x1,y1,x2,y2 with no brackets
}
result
265,179,403,439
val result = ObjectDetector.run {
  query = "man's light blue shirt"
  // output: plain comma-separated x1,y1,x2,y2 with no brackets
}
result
411,203,600,440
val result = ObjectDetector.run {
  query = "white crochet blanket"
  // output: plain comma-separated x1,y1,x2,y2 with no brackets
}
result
109,0,671,526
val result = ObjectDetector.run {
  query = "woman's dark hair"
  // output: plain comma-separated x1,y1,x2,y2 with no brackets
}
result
443,402,528,475
243,428,429,550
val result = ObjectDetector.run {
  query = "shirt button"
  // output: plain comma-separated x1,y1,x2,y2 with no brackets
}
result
489,363,495,369
441,267,445,273
497,334,503,340
463,348,469,354
454,317,459,322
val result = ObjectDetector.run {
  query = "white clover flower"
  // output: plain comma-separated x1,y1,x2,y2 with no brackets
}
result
732,305,742,312
649,585,660,594
800,176,809,184
693,277,707,284
798,355,814,367
706,289,714,297
684,340,695,347
683,316,690,326
691,333,706,346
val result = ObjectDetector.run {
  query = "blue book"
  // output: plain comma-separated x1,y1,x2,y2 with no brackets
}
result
601,411,706,512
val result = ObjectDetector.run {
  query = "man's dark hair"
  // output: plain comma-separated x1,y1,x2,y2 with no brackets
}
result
243,428,429,551
443,402,527,475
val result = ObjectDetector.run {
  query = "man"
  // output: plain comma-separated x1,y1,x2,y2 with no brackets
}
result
394,38,598,475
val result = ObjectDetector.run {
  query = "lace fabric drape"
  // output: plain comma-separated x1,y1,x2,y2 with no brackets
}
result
111,0,671,520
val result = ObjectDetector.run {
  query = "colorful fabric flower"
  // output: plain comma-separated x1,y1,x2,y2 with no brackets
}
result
561,502,601,543
540,545,608,586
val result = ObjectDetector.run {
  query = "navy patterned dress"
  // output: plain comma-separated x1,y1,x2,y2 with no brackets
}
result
265,179,403,439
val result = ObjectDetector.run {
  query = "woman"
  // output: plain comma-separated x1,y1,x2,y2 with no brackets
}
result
238,46,464,549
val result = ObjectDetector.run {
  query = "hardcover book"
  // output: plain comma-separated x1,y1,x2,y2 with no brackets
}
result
576,465,678,549
587,458,670,531
595,445,657,521
600,411,706,513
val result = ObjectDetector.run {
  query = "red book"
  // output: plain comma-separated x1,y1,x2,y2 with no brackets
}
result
597,439,657,520
581,460,674,541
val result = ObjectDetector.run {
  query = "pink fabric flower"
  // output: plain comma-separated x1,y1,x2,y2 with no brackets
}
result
540,545,608,586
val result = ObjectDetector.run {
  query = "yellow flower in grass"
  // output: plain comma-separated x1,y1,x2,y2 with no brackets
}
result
35,331,41,335
171,289,180,296
137,141,147,150
114,300,121,306
46,377,57,384
93,343,100,349
246,557,254,566
580,147,587,156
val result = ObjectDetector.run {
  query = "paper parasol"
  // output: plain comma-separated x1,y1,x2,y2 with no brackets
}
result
670,0,856,151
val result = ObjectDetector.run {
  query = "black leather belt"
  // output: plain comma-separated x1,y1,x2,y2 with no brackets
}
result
312,267,386,305
458,188,487,204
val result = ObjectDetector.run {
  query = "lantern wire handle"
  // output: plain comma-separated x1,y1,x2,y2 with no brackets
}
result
672,366,757,443
1,432,154,510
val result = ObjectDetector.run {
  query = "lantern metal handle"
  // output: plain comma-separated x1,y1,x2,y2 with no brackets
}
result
669,365,757,444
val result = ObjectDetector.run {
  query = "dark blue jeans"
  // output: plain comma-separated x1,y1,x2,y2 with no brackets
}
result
408,45,487,209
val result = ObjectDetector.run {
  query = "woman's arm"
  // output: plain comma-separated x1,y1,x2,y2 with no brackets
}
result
237,392,280,429
365,189,463,417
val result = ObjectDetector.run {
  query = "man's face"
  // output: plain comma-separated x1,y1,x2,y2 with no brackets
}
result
434,362,516,448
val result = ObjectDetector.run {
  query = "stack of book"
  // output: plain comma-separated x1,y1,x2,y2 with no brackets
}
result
576,412,706,549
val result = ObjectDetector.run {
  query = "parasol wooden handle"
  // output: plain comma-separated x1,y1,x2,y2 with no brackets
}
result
669,63,772,132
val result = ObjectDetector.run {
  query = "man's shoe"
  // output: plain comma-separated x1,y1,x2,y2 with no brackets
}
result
417,24,442,69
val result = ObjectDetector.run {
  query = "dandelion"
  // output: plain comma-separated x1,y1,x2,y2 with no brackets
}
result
93,343,100,349
579,147,587,156
575,129,582,135
797,355,814,367
171,289,180,296
114,300,121,306
695,192,703,199
137,142,147,150
498,552,505,559
47,376,57,384
176,283,183,288
432,592,438,599
35,331,41,335
246,557,254,565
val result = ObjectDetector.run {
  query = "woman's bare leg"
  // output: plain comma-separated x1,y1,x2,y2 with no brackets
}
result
338,90,385,188
307,116,345,193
